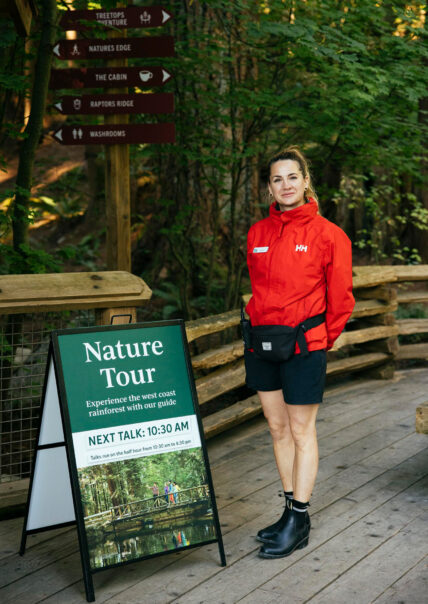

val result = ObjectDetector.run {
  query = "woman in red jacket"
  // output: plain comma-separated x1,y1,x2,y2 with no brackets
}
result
245,146,354,558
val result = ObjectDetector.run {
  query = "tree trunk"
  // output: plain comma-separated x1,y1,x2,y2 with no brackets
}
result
12,0,57,257
84,145,105,223
412,27,428,261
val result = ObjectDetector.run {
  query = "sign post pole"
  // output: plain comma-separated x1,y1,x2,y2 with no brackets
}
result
105,133,131,271
105,21,130,272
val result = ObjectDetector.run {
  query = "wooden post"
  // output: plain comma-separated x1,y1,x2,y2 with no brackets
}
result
365,361,396,380
105,25,131,271
416,402,428,434
352,284,399,379
95,306,137,326
105,135,131,270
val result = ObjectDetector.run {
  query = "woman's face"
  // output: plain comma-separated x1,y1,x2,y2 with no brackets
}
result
268,159,308,212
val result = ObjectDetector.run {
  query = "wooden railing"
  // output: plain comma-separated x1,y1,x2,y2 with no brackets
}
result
0,271,152,321
191,265,428,439
394,266,428,362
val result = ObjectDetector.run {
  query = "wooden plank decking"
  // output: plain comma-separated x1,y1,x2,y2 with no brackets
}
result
0,368,427,604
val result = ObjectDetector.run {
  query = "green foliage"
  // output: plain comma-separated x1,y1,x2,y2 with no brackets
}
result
0,18,30,144
395,303,428,320
153,281,208,319
0,242,61,274
38,165,88,218
336,175,428,263
57,233,103,271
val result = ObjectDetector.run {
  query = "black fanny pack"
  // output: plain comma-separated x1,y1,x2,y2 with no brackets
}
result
240,304,325,362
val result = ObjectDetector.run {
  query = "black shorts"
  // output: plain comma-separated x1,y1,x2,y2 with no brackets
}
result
244,349,327,405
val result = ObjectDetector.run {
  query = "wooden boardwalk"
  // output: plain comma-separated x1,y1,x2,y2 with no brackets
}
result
1,368,427,604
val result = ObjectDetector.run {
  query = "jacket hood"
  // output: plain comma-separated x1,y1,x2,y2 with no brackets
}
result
269,198,319,225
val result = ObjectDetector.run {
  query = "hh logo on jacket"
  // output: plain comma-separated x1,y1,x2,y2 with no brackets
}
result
295,244,308,252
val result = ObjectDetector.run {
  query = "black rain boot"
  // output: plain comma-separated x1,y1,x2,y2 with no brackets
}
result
256,501,289,543
258,500,310,558
257,494,310,544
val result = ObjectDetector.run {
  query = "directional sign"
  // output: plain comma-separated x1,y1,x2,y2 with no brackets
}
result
60,6,172,30
50,66,172,90
54,93,174,115
53,36,174,60
53,123,175,145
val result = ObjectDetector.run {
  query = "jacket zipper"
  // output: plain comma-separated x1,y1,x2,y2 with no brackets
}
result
262,221,286,315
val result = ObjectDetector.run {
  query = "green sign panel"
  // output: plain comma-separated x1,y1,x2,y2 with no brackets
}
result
58,324,193,431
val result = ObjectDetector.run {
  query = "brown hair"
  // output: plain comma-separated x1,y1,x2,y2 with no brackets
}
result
265,146,317,202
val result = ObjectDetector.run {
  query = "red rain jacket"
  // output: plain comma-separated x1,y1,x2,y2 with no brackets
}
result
246,200,355,353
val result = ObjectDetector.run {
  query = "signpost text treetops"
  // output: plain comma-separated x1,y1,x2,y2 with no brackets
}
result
59,5,172,31
51,4,175,271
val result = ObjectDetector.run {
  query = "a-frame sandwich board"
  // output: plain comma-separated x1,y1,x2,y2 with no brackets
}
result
20,320,226,602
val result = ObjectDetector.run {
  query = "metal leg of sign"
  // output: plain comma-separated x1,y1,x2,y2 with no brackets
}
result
218,538,227,567
19,528,28,556
211,492,226,566
82,565,95,602
205,470,226,566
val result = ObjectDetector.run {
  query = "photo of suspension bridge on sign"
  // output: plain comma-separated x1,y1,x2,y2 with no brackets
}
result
77,448,217,570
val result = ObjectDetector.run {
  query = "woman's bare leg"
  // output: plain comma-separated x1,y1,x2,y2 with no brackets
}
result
286,403,319,502
258,390,295,492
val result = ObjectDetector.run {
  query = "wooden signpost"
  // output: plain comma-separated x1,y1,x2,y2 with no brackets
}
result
50,4,175,271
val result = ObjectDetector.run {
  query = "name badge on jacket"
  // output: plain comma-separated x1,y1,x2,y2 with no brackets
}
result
253,247,269,253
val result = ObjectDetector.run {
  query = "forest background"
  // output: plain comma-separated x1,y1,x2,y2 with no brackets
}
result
0,0,427,320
